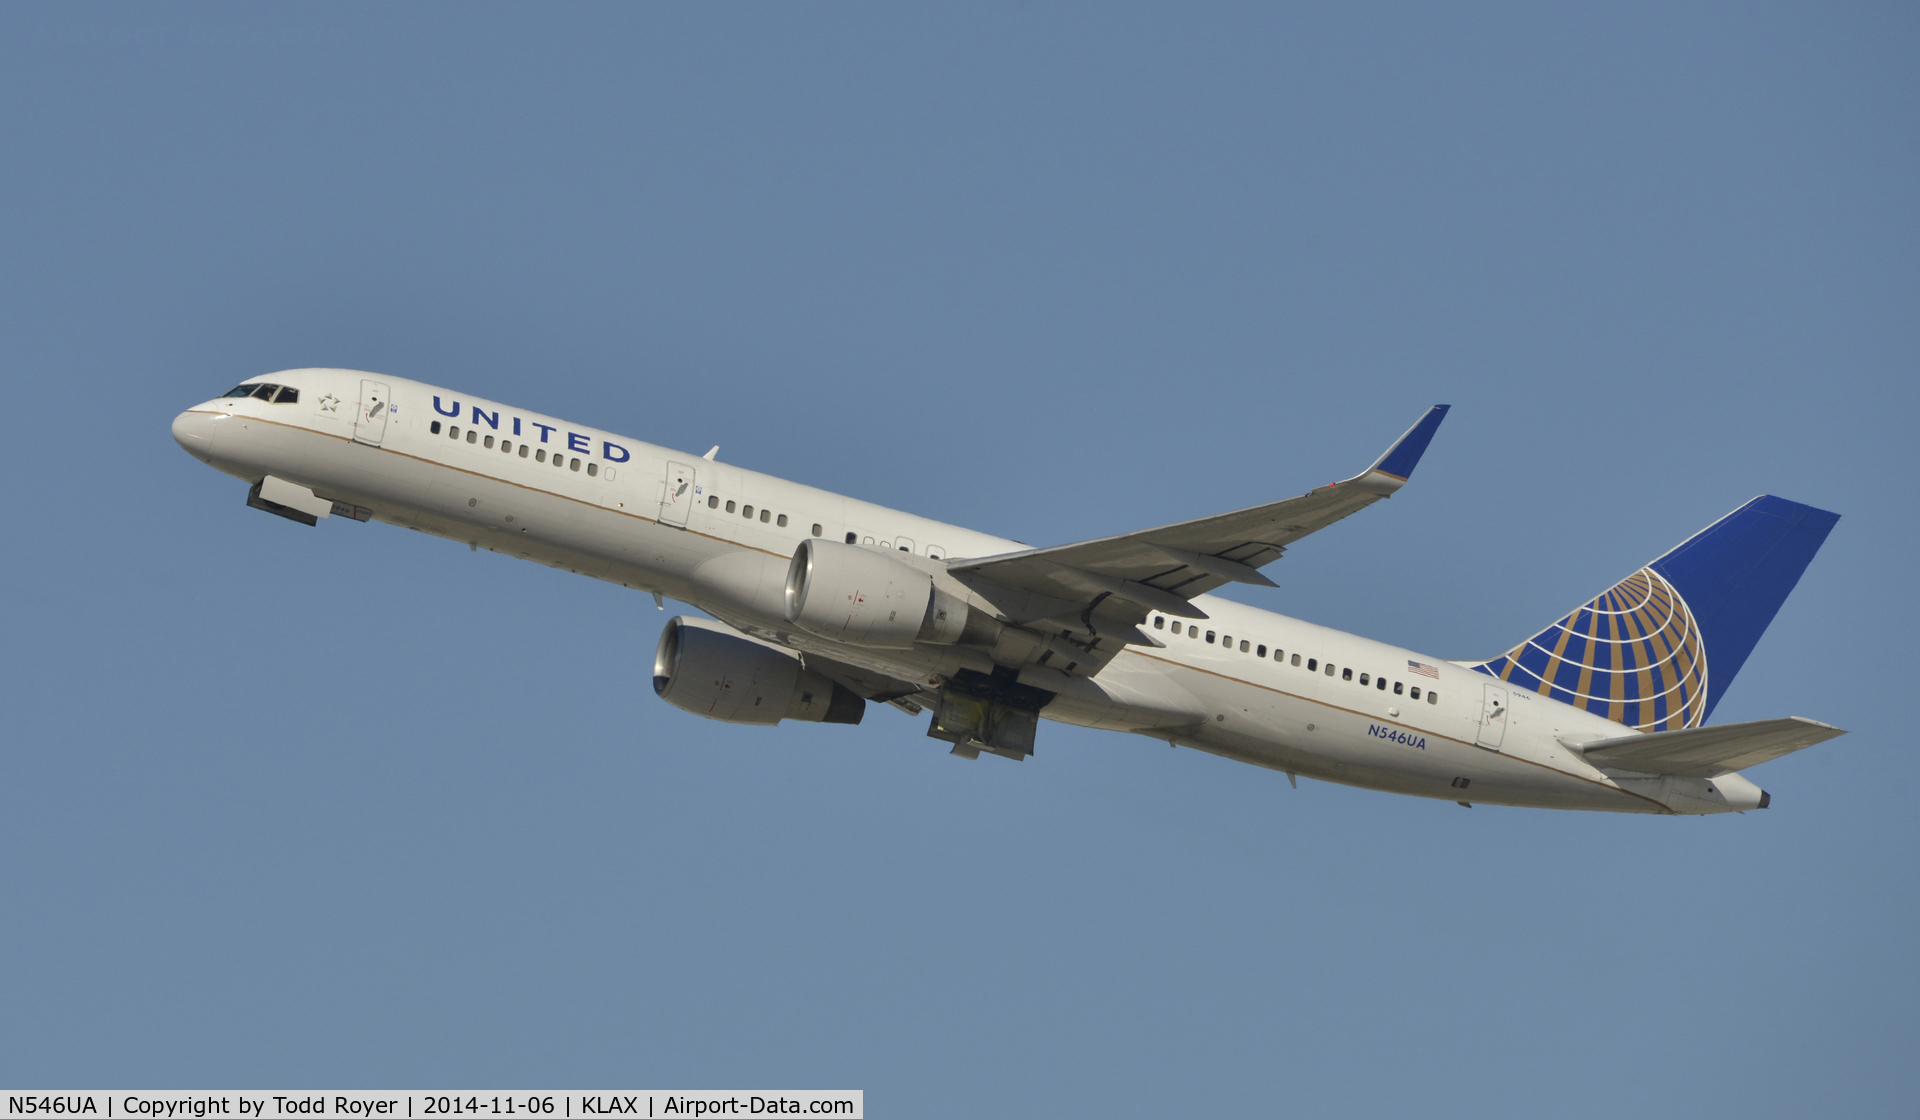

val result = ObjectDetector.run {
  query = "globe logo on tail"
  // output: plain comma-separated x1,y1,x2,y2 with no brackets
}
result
1473,567,1707,732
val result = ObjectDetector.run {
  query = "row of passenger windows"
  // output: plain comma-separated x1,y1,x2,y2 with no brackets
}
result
430,421,610,477
427,416,945,556
1150,615,1438,703
706,493,806,530
842,533,941,558
425,426,929,550
700,493,944,557
224,383,299,403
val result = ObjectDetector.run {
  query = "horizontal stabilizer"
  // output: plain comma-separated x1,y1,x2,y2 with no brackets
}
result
1579,716,1845,778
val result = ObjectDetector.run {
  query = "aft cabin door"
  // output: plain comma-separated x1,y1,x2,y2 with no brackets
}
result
1476,684,1508,751
354,380,391,447
659,462,696,528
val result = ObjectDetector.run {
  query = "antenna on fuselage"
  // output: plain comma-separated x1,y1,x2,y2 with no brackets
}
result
703,446,718,461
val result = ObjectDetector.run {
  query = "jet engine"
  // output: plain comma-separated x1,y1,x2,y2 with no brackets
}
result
653,616,864,725
784,539,981,649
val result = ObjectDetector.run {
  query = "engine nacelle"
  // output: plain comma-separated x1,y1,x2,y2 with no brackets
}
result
653,616,864,726
784,539,973,649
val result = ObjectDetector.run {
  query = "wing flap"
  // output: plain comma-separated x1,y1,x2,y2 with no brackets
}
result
803,653,930,705
1580,716,1845,778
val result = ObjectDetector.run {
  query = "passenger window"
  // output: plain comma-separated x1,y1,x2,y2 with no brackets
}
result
519,445,529,458
587,463,598,477
929,548,943,560
813,524,823,537
569,458,580,471
274,387,299,404
1428,691,1439,705
1240,640,1250,653
899,545,909,552
1306,658,1315,670
763,510,772,523
1393,682,1403,695
450,426,460,439
536,449,546,462
1170,622,1182,635
1206,631,1216,644
777,514,787,527
1191,627,1200,639
726,501,737,513
1221,635,1231,647
708,496,719,508
863,536,874,545
1377,677,1387,690
1256,645,1265,657
1359,672,1369,685
1153,617,1165,630
501,441,511,453
1342,668,1353,681
554,454,565,467
431,421,442,434
484,435,495,449
844,531,856,543
251,384,278,400
466,430,476,443
1326,664,1336,676
1409,687,1421,700
743,505,754,518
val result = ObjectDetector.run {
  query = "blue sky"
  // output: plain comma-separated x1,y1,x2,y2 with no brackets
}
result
1,4,1914,1116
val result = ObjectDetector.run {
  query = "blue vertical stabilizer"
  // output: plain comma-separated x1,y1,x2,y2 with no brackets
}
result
1473,496,1838,730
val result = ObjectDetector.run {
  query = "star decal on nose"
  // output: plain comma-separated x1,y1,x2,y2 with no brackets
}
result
317,393,341,412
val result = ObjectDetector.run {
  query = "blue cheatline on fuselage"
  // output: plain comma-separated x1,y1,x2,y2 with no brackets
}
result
1472,495,1840,731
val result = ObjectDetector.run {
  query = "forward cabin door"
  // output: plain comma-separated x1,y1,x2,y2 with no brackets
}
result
659,462,696,528
354,380,391,447
1476,684,1508,751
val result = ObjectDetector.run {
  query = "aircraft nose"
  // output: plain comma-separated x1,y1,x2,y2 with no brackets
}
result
172,409,217,460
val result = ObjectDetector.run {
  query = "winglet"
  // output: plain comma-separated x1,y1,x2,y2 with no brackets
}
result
1367,405,1450,482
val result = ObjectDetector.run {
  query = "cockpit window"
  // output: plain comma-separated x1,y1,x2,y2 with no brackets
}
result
223,384,260,398
250,383,278,400
273,386,299,403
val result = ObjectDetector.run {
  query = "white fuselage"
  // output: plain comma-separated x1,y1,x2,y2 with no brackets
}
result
172,369,1761,815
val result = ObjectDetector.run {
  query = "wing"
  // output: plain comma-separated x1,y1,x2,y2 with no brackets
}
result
803,651,929,706
945,405,1449,670
1578,716,1846,778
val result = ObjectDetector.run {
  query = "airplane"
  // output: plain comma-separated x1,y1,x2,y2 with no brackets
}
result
171,370,1844,814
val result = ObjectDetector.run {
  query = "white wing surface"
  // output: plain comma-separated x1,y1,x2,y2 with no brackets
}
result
944,406,1450,665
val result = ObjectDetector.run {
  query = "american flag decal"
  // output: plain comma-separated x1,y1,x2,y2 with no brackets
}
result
1407,660,1439,679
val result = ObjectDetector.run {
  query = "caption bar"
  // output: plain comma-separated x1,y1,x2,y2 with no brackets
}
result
1,1096,860,1120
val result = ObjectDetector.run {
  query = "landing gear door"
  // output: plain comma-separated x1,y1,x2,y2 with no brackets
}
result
354,380,391,447
659,462,696,528
1476,684,1508,751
